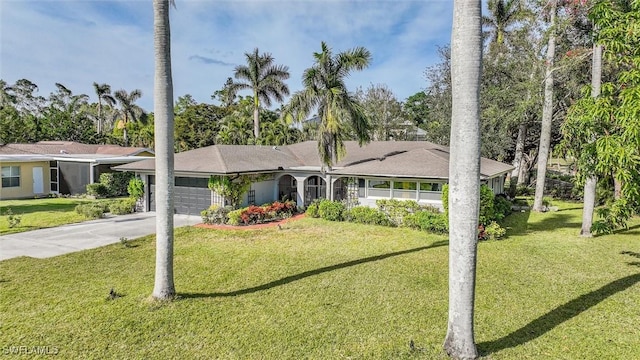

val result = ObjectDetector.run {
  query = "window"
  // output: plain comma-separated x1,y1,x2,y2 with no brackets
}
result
1,166,20,188
368,180,390,189
420,182,443,192
393,181,417,190
367,179,390,197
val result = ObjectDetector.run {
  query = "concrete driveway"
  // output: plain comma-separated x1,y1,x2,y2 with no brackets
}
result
0,212,201,261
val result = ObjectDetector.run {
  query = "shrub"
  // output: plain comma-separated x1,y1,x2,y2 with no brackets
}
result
127,178,145,200
483,221,506,240
75,202,108,219
227,209,243,226
318,199,345,221
305,201,320,218
404,211,448,234
344,206,393,226
86,183,109,198
224,201,299,226
109,198,137,215
201,205,233,225
376,199,421,226
493,195,513,222
479,185,496,226
98,172,134,197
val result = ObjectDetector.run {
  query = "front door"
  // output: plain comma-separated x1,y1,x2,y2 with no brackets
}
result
33,166,44,194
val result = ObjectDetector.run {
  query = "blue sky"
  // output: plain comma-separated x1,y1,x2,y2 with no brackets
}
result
1,0,453,111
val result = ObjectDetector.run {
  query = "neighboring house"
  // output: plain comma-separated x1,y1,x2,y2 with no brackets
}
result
115,141,513,215
0,141,153,200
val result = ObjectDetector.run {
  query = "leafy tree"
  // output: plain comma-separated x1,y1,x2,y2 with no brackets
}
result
212,77,237,108
443,1,482,359
40,83,98,143
216,97,255,145
404,91,429,128
174,99,226,151
152,0,176,300
114,88,146,146
355,84,406,141
257,110,303,146
284,41,371,169
229,48,290,139
421,46,452,145
561,0,640,234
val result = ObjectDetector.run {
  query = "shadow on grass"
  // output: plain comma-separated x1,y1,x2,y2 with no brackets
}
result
621,251,640,267
526,213,582,233
478,273,640,355
181,240,449,299
613,223,640,236
555,206,583,212
502,210,531,237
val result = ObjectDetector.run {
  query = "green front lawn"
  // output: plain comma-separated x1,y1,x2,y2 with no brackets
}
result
0,201,639,359
0,198,99,235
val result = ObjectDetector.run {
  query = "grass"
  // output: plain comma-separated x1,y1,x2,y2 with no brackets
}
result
0,197,104,235
0,201,639,359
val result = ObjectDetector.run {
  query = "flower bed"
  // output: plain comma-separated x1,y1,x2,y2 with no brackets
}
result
202,201,298,226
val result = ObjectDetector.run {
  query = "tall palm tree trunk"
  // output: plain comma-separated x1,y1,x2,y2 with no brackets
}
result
512,122,527,182
581,43,602,237
152,0,176,300
97,100,103,134
253,106,260,139
443,1,482,359
533,0,557,212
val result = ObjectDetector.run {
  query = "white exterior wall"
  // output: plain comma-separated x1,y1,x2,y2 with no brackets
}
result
249,179,276,205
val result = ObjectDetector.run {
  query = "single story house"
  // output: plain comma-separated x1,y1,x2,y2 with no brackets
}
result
115,141,513,215
0,141,153,200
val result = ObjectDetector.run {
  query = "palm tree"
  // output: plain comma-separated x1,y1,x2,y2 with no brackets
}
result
230,48,290,139
284,42,372,170
93,82,116,134
533,0,557,212
581,43,602,237
443,1,482,359
482,0,524,54
152,0,176,300
114,88,145,146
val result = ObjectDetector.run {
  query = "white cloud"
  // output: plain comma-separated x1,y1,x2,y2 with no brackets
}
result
1,0,452,111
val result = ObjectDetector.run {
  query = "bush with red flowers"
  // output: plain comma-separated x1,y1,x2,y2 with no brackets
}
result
227,200,297,225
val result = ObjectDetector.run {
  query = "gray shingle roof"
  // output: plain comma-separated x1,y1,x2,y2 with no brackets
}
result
116,141,513,179
0,141,151,157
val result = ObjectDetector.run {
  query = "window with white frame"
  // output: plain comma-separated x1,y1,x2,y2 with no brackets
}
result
368,179,390,197
1,166,20,188
393,181,418,199
419,182,443,192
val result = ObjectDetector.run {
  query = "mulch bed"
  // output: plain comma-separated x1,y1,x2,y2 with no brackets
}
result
194,213,306,230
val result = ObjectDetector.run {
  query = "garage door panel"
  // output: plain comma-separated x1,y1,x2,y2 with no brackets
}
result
149,182,211,215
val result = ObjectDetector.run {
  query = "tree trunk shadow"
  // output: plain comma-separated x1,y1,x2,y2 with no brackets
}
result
478,273,640,355
180,240,449,299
